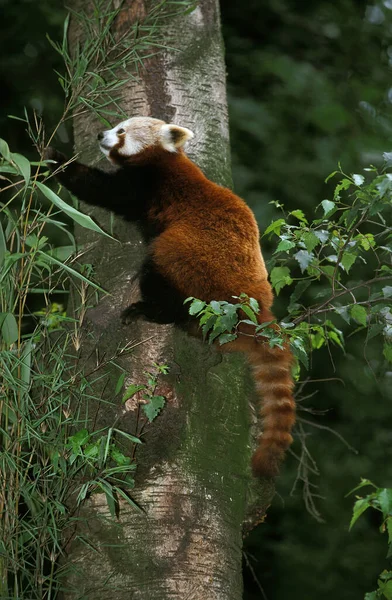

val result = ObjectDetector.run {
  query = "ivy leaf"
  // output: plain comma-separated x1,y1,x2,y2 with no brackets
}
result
294,250,314,273
350,305,367,327
143,396,165,422
383,286,392,298
270,266,293,295
341,252,357,273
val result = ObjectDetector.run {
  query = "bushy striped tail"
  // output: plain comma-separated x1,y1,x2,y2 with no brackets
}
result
248,342,296,478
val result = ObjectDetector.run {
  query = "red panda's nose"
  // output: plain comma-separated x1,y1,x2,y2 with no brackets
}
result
97,131,104,141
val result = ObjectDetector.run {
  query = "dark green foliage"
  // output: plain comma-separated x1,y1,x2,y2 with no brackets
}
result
348,480,392,599
221,1,392,598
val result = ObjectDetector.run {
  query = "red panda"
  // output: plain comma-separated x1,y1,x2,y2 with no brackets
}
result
45,116,295,478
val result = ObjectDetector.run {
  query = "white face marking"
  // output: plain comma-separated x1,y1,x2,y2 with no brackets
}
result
98,117,194,161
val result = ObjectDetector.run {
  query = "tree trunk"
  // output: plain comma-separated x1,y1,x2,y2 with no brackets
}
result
62,1,273,598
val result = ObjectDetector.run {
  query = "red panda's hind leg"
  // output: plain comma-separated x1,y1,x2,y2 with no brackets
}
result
121,257,189,326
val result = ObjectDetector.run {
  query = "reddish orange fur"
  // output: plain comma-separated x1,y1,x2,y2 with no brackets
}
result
146,150,296,478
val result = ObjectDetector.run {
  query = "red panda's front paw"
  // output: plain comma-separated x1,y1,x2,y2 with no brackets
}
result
44,147,67,169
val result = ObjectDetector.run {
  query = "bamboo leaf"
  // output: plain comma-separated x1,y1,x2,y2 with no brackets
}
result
36,182,115,240
0,312,18,345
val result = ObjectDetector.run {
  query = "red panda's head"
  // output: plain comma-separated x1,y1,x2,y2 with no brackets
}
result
98,117,194,165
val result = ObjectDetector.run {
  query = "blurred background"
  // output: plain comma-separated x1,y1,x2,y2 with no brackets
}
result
1,0,391,597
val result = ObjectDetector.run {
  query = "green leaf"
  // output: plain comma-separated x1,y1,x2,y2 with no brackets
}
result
110,445,131,466
334,306,351,324
290,209,308,224
113,428,141,444
270,266,293,295
264,218,286,236
143,396,165,422
384,343,392,363
387,518,392,547
349,497,371,530
241,304,258,324
11,152,30,186
367,324,384,340
352,173,364,186
383,286,392,298
378,577,392,600
0,312,18,345
328,330,344,349
115,372,126,396
248,297,259,313
378,489,392,519
68,429,89,453
302,232,320,253
291,338,309,369
294,250,314,273
321,199,336,216
188,299,206,316
0,221,6,269
341,253,357,273
288,280,311,311
350,305,367,327
20,338,33,391
210,300,222,313
0,138,11,160
36,182,115,240
37,251,106,293
334,178,352,199
218,333,237,345
103,486,117,518
122,384,145,403
275,239,296,253
314,229,329,243
364,591,378,600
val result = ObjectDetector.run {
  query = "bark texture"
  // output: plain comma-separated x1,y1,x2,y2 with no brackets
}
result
62,1,273,598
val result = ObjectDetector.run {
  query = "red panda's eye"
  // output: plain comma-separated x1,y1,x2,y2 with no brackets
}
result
117,128,125,135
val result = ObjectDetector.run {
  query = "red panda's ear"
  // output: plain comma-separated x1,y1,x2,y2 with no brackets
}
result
160,124,194,152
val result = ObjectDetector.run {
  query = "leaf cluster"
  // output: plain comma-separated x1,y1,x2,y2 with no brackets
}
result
348,479,392,599
121,363,169,423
